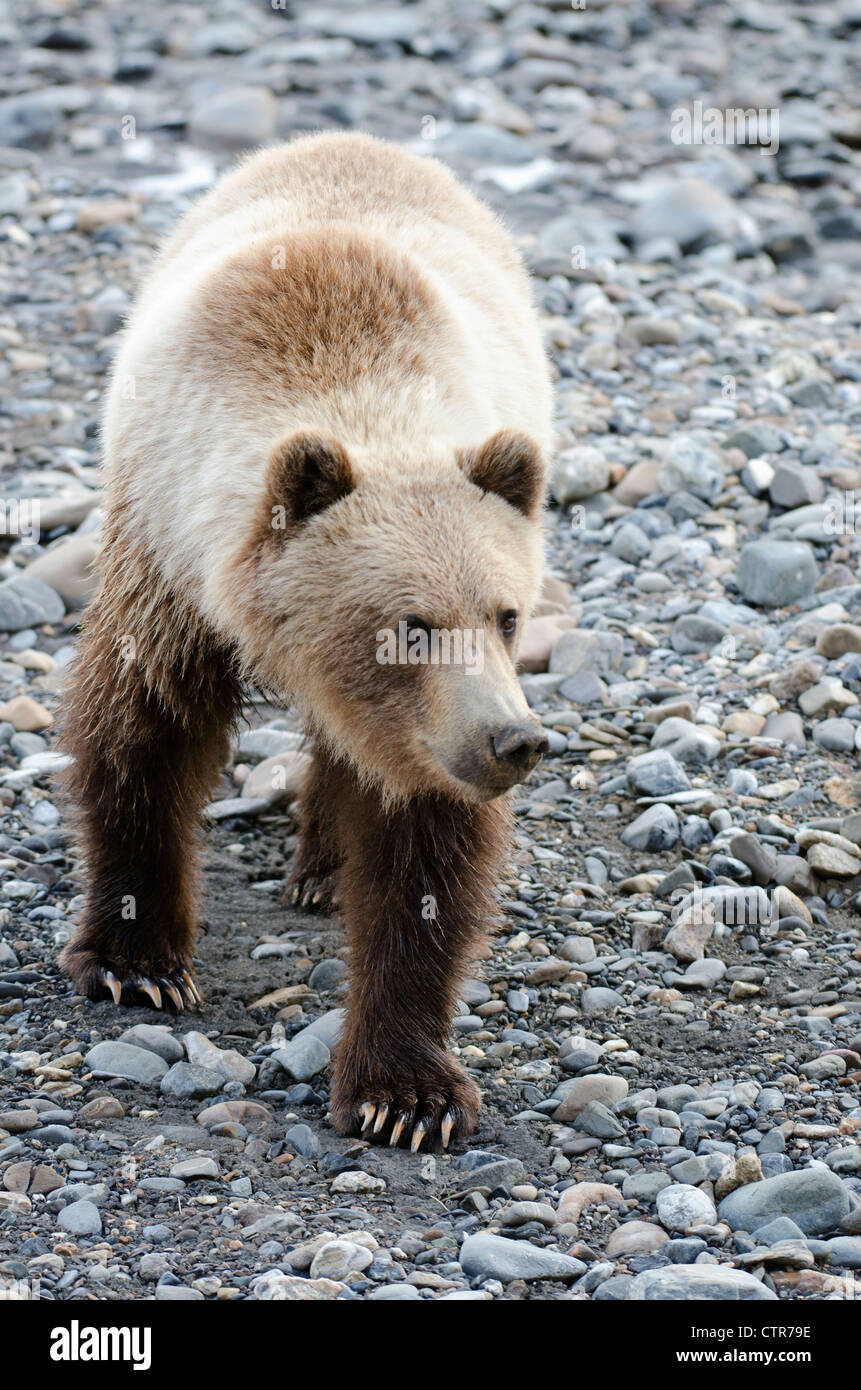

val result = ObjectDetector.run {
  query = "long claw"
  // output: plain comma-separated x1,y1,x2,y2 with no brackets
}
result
441,1111,455,1150
410,1121,429,1154
163,983,184,1011
139,980,162,1009
389,1112,409,1147
372,1103,389,1135
103,971,122,1006
180,971,201,1008
291,886,301,905
359,1102,376,1133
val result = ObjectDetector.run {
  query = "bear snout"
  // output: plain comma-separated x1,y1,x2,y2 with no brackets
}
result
490,720,549,782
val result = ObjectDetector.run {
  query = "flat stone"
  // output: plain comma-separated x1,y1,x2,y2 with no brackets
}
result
719,1168,850,1235
554,1074,628,1122
160,1063,224,1100
118,1025,184,1064
460,1232,585,1283
628,1266,777,1300
84,1042,169,1085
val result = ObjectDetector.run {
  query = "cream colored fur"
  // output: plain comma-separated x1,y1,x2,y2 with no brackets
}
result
101,131,555,802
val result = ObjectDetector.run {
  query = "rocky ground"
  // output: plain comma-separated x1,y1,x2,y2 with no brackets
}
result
1,0,861,1304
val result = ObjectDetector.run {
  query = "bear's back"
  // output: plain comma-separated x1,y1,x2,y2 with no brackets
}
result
100,134,553,623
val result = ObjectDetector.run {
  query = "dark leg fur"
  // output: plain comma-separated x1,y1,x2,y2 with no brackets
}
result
59,586,242,1011
324,757,510,1150
285,746,342,913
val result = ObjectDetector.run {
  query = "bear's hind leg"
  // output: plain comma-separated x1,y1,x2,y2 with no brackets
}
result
59,591,241,1011
285,746,342,913
329,768,510,1151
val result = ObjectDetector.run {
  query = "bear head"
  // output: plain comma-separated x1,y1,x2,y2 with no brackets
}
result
238,427,550,806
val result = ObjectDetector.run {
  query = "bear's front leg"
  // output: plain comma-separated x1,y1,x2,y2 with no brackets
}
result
285,745,342,913
59,591,241,1011
327,764,510,1151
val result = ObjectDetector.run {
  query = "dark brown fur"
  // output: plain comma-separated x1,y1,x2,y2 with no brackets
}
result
59,523,243,1002
294,751,510,1144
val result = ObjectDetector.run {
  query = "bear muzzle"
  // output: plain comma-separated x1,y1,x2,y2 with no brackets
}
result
490,720,550,783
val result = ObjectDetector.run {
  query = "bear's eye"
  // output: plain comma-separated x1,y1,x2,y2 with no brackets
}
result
498,609,518,639
401,614,433,637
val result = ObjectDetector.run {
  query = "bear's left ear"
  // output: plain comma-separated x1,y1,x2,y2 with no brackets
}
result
459,428,545,519
265,431,355,536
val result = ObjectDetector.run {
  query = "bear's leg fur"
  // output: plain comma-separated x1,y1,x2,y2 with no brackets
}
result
59,582,242,1011
326,756,510,1150
285,745,342,913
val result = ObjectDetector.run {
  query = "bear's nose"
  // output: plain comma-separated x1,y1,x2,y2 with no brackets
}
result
491,722,550,778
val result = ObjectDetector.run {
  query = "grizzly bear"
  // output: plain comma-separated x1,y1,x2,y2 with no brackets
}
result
60,132,554,1151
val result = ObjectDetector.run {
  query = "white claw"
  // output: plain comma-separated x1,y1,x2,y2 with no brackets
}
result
360,1103,376,1132
164,983,184,1011
373,1103,389,1135
389,1113,409,1147
410,1121,429,1154
441,1111,455,1150
103,971,122,1006
139,980,162,1009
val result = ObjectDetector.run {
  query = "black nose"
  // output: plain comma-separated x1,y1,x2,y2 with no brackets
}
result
491,722,550,776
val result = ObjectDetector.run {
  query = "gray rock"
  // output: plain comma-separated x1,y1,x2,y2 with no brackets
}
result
628,1266,777,1300
725,422,786,457
735,540,818,607
169,1155,219,1180
631,177,748,253
581,987,626,1015
57,1200,102,1237
459,1233,585,1283
658,435,725,502
84,1042,169,1086
813,718,855,753
620,803,680,851
576,1099,626,1140
0,574,65,631
719,1168,850,1236
550,629,624,678
273,1032,331,1082
452,1155,526,1191
670,615,728,654
769,463,824,509
189,85,278,151
160,1063,224,1100
627,749,690,797
236,729,304,760
751,1216,807,1245
307,8,424,46
622,1171,673,1203
656,1183,717,1231
820,1237,861,1268
118,1025,184,1064
550,446,610,504
611,522,651,564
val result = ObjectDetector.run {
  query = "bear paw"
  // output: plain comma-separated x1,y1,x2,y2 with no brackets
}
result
330,1054,480,1152
60,942,201,1012
284,869,339,914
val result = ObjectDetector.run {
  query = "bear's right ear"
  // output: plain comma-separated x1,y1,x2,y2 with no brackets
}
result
264,431,355,537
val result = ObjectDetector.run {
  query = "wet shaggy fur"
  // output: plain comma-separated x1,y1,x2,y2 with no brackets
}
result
59,131,554,1147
